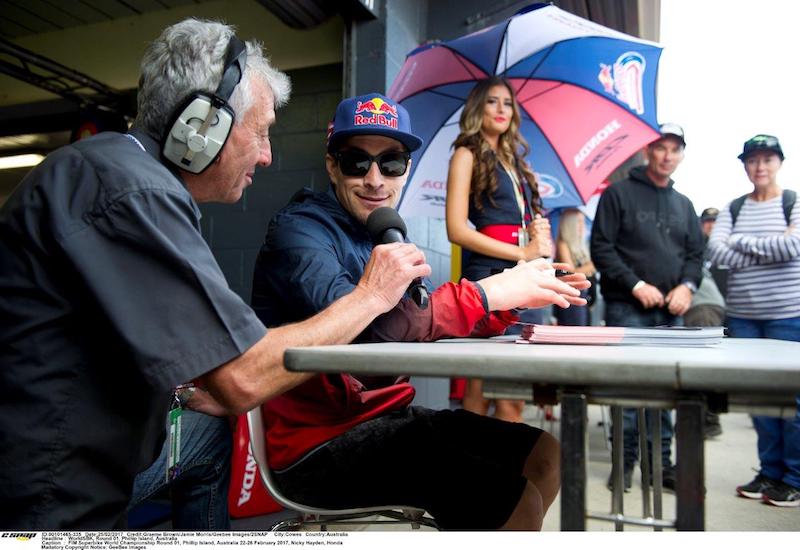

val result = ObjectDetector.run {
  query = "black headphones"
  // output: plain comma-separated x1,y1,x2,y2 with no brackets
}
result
162,36,248,173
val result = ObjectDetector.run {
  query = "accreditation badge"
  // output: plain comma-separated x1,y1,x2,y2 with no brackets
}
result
518,227,530,248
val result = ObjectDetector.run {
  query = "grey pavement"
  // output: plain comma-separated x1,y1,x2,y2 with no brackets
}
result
539,405,799,531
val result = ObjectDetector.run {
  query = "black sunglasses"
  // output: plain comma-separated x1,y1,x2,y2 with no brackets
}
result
334,150,410,177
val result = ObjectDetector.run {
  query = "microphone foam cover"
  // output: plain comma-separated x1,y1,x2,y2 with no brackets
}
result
365,207,407,243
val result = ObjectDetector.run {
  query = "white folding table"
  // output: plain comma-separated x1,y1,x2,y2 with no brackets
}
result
284,337,800,530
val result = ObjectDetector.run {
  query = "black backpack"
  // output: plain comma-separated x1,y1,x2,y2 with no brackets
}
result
729,189,796,227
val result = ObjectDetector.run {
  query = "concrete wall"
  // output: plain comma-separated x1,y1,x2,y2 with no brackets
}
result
384,0,450,292
427,0,531,41
384,0,428,90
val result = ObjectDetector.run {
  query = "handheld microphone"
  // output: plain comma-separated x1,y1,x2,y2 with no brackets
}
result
365,207,430,309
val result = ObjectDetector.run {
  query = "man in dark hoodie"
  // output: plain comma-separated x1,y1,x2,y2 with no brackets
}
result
591,123,704,492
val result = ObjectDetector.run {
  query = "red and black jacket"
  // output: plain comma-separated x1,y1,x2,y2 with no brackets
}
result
251,187,516,469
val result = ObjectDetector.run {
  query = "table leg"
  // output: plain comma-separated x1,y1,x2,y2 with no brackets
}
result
676,400,705,531
610,406,624,530
637,409,652,521
560,391,587,531
651,409,663,531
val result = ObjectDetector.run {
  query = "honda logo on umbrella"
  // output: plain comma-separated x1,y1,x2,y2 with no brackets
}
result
574,120,621,169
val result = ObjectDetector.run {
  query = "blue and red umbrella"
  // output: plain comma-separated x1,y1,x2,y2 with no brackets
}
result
387,3,663,218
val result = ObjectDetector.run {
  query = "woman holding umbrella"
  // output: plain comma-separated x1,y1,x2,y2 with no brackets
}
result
446,76,552,422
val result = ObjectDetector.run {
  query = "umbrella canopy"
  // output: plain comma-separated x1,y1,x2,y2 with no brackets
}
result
387,2,663,218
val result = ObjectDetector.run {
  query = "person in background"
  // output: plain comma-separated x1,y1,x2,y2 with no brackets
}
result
554,208,596,326
699,206,731,296
0,19,431,529
707,134,800,507
591,123,704,492
700,207,720,240
251,93,590,530
684,206,726,439
445,76,552,423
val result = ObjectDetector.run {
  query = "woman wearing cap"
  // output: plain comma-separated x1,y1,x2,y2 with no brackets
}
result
445,76,554,422
707,134,800,507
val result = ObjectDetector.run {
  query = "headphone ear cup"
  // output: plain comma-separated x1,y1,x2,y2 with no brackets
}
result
163,93,235,174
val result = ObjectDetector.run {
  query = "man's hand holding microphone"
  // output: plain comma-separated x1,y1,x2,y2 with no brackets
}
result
361,207,590,315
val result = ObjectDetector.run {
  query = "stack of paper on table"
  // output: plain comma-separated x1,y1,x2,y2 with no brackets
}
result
516,324,724,346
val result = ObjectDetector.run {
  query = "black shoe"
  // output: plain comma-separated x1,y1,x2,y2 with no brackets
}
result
703,412,722,439
703,423,722,438
607,466,633,492
661,464,676,492
648,464,676,492
762,481,800,507
737,473,779,499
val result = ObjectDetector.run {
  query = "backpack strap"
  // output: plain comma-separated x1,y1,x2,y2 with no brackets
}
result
782,189,796,226
729,193,749,227
730,189,796,227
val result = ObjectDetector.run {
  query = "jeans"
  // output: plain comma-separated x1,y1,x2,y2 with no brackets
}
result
555,289,591,326
605,301,681,467
128,410,233,529
726,315,800,489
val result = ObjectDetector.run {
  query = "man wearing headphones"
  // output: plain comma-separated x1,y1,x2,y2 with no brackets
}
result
0,19,431,529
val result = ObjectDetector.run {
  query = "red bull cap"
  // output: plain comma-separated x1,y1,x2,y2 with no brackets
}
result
327,93,423,152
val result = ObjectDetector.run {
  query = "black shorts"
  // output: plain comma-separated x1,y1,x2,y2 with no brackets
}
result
274,407,544,530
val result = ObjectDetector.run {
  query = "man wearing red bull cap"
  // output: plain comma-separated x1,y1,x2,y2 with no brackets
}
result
250,93,591,530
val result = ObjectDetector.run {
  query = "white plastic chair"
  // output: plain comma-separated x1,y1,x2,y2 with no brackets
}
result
246,407,439,531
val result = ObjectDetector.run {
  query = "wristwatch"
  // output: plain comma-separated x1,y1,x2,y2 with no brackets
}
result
175,385,196,408
681,280,698,294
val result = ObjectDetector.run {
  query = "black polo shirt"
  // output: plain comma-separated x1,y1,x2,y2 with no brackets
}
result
0,130,266,529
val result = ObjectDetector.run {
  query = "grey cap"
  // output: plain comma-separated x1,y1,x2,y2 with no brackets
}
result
700,207,719,222
658,123,686,147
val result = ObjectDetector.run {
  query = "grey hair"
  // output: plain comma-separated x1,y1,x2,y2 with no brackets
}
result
133,18,291,139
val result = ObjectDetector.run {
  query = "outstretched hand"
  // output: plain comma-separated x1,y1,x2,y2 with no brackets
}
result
478,258,589,312
551,261,591,299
